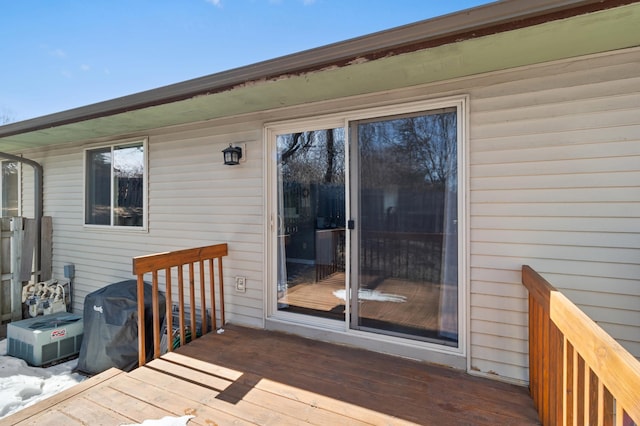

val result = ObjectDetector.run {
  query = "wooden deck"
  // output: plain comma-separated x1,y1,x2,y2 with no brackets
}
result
4,325,541,425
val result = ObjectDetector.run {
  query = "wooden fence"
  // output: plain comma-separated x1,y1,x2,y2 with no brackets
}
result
133,243,228,367
0,216,51,336
523,265,640,425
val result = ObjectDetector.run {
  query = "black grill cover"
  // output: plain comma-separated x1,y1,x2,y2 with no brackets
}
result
77,280,165,375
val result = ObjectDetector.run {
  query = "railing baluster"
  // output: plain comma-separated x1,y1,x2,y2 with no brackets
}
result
562,336,568,426
200,259,207,335
598,380,604,426
218,256,225,326
209,258,217,330
589,369,598,426
577,355,585,425
551,322,563,425
572,348,579,426
583,362,589,425
565,340,575,426
542,305,550,425
189,262,196,338
178,264,185,347
152,270,160,359
616,404,623,426
529,296,537,410
165,268,173,353
602,386,614,426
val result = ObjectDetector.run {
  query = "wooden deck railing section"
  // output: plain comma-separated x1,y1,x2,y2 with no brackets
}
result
522,265,640,425
133,243,228,367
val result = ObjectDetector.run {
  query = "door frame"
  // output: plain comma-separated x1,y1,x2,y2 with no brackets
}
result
265,95,469,357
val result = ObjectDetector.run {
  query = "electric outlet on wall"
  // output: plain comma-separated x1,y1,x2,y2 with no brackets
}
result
235,276,247,293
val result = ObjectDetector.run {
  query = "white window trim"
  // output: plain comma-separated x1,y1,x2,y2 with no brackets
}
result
0,160,22,217
264,95,469,358
83,137,149,231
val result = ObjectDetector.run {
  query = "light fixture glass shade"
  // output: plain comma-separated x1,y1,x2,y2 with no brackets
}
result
222,144,242,165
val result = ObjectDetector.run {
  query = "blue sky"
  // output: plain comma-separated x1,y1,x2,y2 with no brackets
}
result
1,0,489,122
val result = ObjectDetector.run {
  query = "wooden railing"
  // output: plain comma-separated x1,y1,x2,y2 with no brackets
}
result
523,265,640,425
133,244,228,367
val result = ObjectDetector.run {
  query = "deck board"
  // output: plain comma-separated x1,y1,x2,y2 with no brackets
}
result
83,385,175,424
126,365,253,425
54,398,132,425
20,410,81,426
3,325,540,425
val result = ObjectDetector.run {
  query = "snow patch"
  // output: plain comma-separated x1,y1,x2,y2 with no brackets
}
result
333,289,407,303
0,338,86,419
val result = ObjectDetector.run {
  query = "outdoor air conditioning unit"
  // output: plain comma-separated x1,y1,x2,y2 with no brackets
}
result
7,312,83,367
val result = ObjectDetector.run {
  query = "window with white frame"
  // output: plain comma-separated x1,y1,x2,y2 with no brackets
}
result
84,139,147,228
1,160,19,217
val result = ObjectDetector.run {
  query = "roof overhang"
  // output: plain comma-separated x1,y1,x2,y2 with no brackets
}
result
1,0,639,153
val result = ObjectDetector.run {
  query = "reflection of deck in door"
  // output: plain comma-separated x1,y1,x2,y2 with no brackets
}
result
278,273,345,320
279,272,447,338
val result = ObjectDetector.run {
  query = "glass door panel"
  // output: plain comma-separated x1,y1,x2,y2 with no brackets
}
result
351,109,459,346
276,128,346,321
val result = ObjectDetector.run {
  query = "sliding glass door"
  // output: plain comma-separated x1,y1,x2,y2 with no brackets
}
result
350,108,459,346
271,100,463,348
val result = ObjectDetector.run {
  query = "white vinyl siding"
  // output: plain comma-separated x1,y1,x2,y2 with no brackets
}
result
468,48,640,380
148,126,264,327
37,125,265,328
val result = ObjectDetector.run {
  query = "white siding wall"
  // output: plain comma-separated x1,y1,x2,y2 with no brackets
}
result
148,124,264,327
22,46,640,384
36,122,265,328
467,48,640,381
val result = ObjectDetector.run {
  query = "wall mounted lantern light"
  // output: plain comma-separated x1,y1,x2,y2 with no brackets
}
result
222,144,243,166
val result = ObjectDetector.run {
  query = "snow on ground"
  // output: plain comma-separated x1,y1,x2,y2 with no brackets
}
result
0,338,86,420
0,339,195,425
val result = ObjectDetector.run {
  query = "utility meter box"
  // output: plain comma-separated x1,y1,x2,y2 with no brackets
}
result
7,313,83,366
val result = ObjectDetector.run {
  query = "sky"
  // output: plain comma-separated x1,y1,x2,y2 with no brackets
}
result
1,0,490,123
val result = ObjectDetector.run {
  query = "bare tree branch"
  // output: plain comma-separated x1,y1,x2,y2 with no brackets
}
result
0,108,14,125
